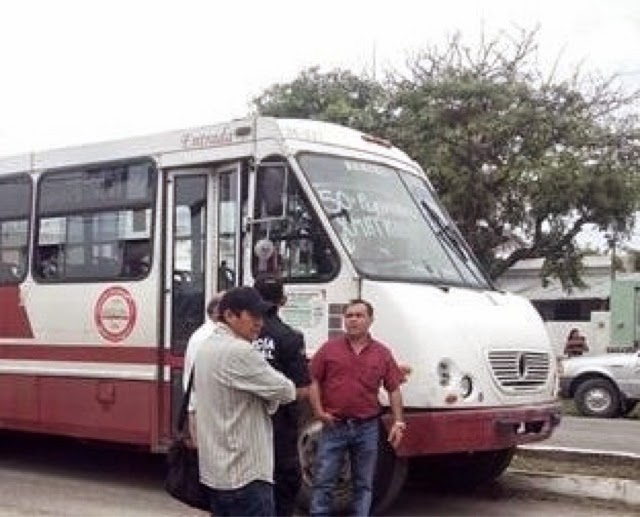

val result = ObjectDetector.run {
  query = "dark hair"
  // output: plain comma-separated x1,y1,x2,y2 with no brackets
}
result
254,275,285,304
567,328,580,339
217,287,272,322
343,299,374,317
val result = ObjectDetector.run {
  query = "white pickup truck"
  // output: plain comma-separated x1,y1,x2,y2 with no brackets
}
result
559,350,640,418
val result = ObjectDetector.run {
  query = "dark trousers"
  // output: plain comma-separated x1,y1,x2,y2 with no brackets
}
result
207,480,274,517
274,422,302,517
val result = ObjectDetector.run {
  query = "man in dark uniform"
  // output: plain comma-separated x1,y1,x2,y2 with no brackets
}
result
254,276,310,517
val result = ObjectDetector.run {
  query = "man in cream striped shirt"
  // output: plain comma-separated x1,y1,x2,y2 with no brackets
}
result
195,286,296,516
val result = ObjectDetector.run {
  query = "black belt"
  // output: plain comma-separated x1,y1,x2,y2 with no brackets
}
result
336,415,380,425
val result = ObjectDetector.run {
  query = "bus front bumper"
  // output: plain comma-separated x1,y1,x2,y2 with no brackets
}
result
384,402,562,457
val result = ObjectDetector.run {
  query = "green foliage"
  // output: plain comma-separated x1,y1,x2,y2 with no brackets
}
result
252,29,640,289
252,67,388,134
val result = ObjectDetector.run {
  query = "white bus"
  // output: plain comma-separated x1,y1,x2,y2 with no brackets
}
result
0,117,560,511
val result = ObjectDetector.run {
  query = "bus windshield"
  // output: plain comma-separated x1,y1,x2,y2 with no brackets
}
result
297,153,490,288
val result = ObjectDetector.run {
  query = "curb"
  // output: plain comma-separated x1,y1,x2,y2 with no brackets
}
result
509,446,640,507
506,470,640,507
520,444,640,461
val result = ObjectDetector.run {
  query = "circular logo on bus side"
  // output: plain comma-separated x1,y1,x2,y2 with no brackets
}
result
94,287,137,342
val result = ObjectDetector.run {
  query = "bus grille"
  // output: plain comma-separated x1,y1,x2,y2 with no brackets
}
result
487,351,550,392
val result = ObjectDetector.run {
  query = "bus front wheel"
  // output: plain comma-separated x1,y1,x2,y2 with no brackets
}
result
297,419,408,515
410,447,515,490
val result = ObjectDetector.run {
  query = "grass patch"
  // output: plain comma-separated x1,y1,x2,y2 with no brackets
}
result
512,448,640,481
561,399,579,416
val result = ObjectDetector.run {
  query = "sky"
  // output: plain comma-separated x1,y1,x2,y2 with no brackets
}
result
1,0,639,248
1,0,638,156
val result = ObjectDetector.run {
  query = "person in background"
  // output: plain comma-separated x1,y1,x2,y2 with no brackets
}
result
254,275,310,517
564,328,589,357
308,299,406,517
182,292,225,445
195,287,296,516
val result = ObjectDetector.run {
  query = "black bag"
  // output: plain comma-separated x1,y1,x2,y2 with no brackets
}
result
164,371,209,510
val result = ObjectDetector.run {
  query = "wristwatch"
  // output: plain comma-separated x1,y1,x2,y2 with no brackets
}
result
393,421,407,430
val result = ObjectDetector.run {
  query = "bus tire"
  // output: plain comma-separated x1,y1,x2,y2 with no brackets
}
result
296,417,408,515
297,418,351,514
371,427,408,515
410,447,515,490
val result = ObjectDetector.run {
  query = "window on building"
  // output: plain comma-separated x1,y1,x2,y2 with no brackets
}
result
533,298,608,322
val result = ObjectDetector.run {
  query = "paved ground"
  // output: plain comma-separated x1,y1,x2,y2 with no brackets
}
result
539,415,640,457
1,414,639,514
514,414,640,508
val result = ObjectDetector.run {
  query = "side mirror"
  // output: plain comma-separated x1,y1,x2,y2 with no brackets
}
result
255,163,288,219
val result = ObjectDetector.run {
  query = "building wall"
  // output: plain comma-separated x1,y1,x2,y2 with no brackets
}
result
544,312,610,357
499,255,640,357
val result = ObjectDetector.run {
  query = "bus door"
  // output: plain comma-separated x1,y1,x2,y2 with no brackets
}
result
164,162,244,433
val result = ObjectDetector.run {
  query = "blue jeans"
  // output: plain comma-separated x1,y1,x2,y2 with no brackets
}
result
207,480,274,516
310,419,379,517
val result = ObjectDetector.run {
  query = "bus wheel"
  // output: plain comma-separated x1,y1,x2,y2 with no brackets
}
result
297,419,408,515
372,426,408,515
410,447,515,490
297,419,352,514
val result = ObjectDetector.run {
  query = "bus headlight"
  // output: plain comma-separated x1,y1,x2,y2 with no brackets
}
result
459,375,473,398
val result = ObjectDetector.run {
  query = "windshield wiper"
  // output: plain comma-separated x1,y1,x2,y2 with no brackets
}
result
327,207,351,224
420,200,468,262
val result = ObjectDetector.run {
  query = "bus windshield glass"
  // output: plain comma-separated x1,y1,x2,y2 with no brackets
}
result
297,153,490,288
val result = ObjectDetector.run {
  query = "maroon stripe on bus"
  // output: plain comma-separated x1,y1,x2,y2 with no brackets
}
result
0,373,172,450
0,286,34,339
0,344,184,367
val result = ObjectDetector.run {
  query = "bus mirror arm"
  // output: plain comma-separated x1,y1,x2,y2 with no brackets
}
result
246,214,288,228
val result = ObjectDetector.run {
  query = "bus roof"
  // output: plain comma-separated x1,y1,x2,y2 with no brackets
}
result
0,117,420,174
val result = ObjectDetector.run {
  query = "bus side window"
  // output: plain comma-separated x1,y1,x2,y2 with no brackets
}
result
122,239,151,277
34,161,156,283
252,161,338,281
0,174,31,284
0,261,19,282
217,260,235,290
37,245,61,279
256,165,286,218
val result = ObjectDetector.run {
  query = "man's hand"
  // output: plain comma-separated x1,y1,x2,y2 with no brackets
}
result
316,411,337,426
399,364,412,384
387,421,406,449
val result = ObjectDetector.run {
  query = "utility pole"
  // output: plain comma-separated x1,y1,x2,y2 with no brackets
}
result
611,237,617,280
607,227,618,281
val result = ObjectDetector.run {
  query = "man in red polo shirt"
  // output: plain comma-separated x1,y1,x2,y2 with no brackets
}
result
308,299,405,517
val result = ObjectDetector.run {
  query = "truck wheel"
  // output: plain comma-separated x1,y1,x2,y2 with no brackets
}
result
297,419,408,515
410,448,514,490
574,378,621,418
623,400,638,417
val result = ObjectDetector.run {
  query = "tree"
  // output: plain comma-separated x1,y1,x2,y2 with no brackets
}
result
252,67,388,135
252,29,640,289
388,29,640,288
